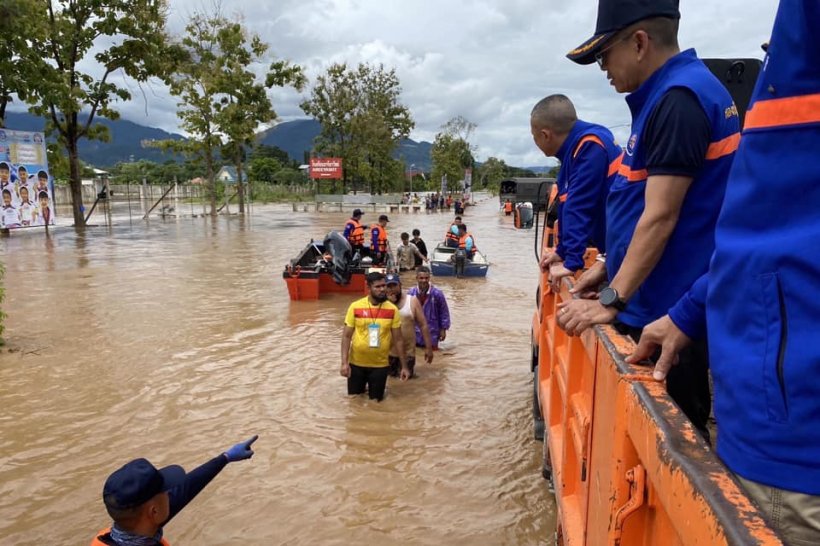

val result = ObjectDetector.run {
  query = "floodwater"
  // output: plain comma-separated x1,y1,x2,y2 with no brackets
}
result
0,196,555,545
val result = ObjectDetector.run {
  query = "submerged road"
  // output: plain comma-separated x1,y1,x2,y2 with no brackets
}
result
0,196,554,544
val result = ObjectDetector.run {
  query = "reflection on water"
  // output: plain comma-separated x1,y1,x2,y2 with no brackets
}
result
0,199,554,544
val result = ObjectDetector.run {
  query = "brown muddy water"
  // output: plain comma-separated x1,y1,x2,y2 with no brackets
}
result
0,196,555,545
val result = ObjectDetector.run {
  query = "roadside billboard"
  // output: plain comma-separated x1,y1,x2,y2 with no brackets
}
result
309,157,343,179
0,129,54,229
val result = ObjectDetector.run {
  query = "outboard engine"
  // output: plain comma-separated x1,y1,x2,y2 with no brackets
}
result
323,231,353,285
454,249,467,277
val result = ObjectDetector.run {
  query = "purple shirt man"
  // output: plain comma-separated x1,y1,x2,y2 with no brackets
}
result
407,266,450,348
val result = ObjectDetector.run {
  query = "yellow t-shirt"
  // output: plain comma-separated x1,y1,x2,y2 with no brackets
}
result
344,296,401,367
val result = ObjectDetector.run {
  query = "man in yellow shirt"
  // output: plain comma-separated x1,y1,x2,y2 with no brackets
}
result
341,272,410,400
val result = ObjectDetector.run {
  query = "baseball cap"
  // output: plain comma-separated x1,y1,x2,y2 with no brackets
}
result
566,0,680,65
352,208,363,217
379,214,390,222
103,458,186,510
385,273,400,285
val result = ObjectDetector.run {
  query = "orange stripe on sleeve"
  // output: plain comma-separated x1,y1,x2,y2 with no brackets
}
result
572,135,605,158
705,133,740,160
608,152,624,177
745,93,820,129
618,163,648,182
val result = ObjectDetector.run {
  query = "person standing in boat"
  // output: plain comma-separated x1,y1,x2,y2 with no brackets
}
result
386,273,433,378
408,266,451,350
341,271,410,401
456,224,477,260
443,216,462,248
530,94,622,287
370,214,392,266
343,208,366,257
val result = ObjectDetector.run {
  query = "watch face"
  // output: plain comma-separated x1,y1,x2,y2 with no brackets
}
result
600,287,618,306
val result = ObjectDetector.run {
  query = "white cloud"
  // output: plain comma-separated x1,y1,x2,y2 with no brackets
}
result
12,0,780,168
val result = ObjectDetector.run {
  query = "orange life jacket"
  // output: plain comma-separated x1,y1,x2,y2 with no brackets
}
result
90,527,171,546
444,223,460,245
371,224,388,252
458,232,477,255
345,218,365,245
504,201,513,212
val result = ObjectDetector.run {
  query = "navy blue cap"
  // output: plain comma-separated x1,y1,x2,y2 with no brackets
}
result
567,0,680,65
352,208,363,217
385,273,400,285
103,458,186,510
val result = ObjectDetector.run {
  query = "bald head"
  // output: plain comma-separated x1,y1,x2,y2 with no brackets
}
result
530,94,577,135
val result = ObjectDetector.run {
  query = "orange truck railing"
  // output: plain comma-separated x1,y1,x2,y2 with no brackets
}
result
531,264,784,545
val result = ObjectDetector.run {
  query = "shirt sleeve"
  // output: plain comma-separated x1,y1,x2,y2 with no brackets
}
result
643,88,711,178
344,303,355,327
166,455,228,524
343,222,353,239
668,273,708,340
556,142,610,271
371,227,379,249
437,291,451,330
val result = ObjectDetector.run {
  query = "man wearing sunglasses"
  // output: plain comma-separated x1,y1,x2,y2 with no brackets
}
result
557,0,741,441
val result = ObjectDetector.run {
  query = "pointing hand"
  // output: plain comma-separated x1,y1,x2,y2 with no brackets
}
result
224,435,259,462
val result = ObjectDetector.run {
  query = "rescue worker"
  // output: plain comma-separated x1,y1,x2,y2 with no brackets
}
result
456,224,477,260
628,1,820,542
91,436,258,546
503,199,513,216
531,94,622,288
443,215,462,248
343,208,366,255
557,0,740,440
370,214,391,266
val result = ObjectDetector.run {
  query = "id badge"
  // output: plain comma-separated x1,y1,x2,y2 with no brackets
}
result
368,323,381,348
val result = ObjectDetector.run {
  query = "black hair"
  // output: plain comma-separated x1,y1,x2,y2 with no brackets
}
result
416,266,431,275
637,16,679,49
2,189,11,197
38,191,49,200
412,229,420,236
530,94,578,135
454,216,462,221
366,271,385,285
458,223,467,232
400,232,409,239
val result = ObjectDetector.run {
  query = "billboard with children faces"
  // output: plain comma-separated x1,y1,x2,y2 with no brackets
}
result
0,129,54,229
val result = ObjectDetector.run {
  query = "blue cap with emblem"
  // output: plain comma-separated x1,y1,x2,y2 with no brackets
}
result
385,273,400,285
567,0,680,65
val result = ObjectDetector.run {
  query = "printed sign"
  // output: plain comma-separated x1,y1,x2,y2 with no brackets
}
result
309,157,343,179
0,129,54,229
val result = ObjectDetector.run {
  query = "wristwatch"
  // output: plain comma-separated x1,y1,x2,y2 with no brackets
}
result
599,286,627,311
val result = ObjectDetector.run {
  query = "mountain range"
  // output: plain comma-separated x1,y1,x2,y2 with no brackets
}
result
2,112,435,170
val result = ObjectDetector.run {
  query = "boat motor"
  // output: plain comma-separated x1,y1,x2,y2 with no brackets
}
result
454,249,467,277
323,231,354,285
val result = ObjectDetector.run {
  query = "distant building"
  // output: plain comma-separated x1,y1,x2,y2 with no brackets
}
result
216,165,248,185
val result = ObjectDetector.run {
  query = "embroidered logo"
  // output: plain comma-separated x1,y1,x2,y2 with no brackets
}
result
626,134,638,156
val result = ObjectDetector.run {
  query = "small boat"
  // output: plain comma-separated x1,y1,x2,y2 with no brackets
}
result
429,244,489,277
283,231,386,300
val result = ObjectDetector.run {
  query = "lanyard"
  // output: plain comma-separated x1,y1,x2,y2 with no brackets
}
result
367,302,383,325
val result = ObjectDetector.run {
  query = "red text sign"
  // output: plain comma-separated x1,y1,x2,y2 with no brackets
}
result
309,157,343,179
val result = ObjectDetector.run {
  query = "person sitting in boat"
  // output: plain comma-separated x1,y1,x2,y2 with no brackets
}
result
396,232,428,272
443,215,462,248
370,214,391,266
457,224,477,260
343,208,366,256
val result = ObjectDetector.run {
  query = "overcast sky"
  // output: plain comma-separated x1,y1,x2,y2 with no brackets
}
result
35,0,780,168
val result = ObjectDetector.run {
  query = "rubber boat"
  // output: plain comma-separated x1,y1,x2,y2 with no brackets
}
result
283,231,385,300
429,244,489,277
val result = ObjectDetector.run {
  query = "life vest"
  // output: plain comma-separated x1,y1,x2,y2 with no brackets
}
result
444,223,460,245
90,527,171,546
344,218,365,246
503,201,513,213
458,232,476,256
371,224,388,252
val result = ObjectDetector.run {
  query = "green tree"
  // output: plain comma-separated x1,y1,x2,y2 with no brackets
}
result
0,0,40,126
476,157,507,192
250,144,294,167
248,157,283,183
163,12,302,215
431,116,477,193
26,0,173,226
301,63,413,193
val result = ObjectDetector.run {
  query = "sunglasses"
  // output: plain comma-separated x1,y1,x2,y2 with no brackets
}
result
594,32,633,68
